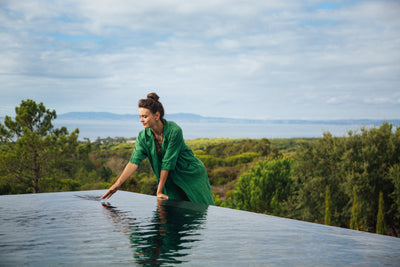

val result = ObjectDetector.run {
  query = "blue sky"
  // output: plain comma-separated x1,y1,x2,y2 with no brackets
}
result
0,0,399,120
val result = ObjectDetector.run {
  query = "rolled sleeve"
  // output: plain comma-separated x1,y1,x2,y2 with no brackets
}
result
161,127,183,170
129,134,147,166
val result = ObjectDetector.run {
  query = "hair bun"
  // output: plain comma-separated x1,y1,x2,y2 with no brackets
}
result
139,92,165,120
147,92,160,102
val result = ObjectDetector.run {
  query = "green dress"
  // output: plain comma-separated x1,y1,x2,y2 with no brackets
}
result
130,119,214,205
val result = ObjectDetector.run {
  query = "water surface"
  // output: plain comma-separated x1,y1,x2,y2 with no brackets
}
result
1,190,399,266
54,119,381,140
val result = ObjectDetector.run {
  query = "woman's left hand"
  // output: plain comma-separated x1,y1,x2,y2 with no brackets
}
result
157,193,169,200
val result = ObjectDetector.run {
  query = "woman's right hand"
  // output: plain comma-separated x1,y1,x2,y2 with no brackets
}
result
101,183,120,200
101,163,139,200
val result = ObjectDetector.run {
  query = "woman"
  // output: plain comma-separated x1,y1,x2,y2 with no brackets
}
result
102,93,214,205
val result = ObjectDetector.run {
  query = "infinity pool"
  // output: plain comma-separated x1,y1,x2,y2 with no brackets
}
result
1,190,399,266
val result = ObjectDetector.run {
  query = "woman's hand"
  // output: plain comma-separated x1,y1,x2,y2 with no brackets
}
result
101,163,138,200
101,183,120,200
157,193,169,200
156,170,169,200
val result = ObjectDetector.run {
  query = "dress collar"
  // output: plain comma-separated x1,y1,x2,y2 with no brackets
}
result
145,119,168,137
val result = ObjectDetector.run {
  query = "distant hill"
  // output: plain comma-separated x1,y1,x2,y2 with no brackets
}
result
2,112,399,126
58,112,137,120
56,112,400,126
1,112,399,140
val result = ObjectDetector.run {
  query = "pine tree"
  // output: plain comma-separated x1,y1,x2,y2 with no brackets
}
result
0,99,85,193
324,186,332,226
350,189,360,230
376,191,385,235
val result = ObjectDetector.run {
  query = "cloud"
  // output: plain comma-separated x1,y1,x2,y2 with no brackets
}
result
0,0,399,119
363,96,398,105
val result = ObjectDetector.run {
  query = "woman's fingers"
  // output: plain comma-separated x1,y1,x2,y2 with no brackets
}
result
101,184,121,199
101,191,109,199
101,188,115,199
157,193,169,200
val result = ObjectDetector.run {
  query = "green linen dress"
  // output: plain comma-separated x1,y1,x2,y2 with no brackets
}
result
130,119,214,205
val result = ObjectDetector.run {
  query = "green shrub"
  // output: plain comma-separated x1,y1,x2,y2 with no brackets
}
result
225,152,261,166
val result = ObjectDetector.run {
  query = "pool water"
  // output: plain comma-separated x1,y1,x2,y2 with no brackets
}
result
1,190,399,266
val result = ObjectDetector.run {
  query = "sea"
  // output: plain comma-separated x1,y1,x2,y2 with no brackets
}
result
53,118,390,141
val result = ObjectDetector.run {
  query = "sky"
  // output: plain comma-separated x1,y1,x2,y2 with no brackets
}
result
0,0,399,120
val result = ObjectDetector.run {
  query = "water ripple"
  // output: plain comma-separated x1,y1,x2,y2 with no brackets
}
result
101,199,208,266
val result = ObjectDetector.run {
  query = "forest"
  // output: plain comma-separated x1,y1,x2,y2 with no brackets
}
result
1,100,399,237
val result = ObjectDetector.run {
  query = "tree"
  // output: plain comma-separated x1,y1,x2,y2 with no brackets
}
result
344,123,399,234
0,99,88,193
233,157,293,215
0,100,56,142
291,133,348,225
292,122,400,236
324,186,332,226
376,191,385,235
350,189,361,231
388,164,400,234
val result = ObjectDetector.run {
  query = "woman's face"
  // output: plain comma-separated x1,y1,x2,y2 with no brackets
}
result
139,108,159,129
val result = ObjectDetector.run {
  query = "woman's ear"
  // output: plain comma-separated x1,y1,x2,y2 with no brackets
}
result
155,112,161,120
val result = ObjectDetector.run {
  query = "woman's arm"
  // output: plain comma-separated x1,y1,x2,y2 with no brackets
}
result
101,162,139,199
156,170,169,199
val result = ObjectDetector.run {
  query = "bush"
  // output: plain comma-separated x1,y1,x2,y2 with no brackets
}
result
225,152,261,166
39,178,82,192
233,157,294,214
209,167,239,186
196,154,223,169
81,182,110,190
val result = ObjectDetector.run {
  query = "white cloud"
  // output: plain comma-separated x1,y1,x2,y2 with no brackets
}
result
363,97,396,105
0,0,399,119
214,39,241,51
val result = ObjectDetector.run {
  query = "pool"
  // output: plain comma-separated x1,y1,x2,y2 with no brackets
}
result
1,190,399,266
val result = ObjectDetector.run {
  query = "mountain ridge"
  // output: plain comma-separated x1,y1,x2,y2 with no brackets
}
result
55,112,400,126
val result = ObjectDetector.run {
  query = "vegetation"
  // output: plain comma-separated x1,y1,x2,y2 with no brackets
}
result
228,157,294,216
1,100,399,237
350,189,361,230
0,100,109,193
325,186,332,226
287,125,400,236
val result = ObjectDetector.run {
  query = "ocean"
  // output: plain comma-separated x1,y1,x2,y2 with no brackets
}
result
53,118,384,141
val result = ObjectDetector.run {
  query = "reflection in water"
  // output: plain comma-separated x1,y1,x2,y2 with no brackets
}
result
102,199,208,266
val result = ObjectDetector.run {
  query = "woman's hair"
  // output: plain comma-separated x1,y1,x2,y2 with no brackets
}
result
138,92,165,120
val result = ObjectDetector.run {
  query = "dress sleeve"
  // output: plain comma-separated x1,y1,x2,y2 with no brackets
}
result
161,127,183,170
129,133,148,166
